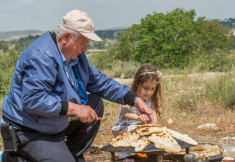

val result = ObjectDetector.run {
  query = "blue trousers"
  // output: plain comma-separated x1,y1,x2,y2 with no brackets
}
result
3,94,104,162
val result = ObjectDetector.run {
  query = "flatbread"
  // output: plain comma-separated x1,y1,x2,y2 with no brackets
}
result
109,131,140,147
128,124,162,132
193,144,223,160
166,128,198,145
148,132,181,153
135,125,166,136
109,124,198,153
131,136,150,152
135,124,163,128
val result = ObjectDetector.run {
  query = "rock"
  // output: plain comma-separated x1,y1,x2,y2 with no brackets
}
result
223,145,235,158
179,112,187,117
197,123,219,130
221,137,235,142
167,119,173,125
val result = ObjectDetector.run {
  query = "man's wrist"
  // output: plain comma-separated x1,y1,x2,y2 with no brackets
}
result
124,91,138,106
60,100,68,115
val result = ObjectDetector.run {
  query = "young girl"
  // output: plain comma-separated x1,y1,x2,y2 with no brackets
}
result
112,65,162,160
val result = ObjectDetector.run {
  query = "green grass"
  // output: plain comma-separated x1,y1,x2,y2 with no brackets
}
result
205,71,235,109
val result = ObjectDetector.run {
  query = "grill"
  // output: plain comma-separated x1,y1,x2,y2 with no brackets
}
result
101,142,224,162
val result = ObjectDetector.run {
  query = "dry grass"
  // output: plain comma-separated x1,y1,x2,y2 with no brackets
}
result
93,73,235,148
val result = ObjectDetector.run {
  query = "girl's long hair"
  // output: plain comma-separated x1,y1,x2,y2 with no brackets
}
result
131,65,162,116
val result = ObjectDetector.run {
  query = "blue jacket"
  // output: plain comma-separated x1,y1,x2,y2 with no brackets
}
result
1,32,130,134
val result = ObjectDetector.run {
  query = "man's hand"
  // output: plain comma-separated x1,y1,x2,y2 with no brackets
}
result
134,97,154,124
138,114,150,124
67,102,98,123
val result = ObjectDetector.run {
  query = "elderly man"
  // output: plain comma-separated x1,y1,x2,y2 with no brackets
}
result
0,10,153,162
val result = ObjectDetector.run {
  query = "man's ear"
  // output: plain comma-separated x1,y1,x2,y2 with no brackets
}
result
62,31,72,43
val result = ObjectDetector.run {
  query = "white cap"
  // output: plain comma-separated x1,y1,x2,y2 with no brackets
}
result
62,10,102,41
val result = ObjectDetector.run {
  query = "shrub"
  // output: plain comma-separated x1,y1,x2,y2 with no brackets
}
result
205,73,235,109
188,50,235,72
88,51,114,71
112,9,231,69
0,49,19,95
89,51,141,78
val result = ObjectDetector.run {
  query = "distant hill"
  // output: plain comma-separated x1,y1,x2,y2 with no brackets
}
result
95,28,128,40
0,30,44,40
0,27,129,41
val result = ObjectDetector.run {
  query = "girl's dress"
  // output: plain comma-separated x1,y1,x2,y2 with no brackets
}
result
112,98,152,159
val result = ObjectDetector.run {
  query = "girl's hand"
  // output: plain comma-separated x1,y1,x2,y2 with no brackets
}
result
138,114,150,124
134,97,154,123
156,71,162,79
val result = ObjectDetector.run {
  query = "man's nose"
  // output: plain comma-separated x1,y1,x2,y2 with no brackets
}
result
82,46,88,52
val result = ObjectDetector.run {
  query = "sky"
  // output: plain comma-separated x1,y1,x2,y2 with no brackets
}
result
0,0,234,32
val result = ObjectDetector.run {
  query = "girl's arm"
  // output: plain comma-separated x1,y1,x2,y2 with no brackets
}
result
152,110,159,124
121,105,150,123
151,101,160,124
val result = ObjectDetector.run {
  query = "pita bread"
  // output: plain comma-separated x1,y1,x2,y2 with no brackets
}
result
135,124,163,128
166,128,198,145
109,131,140,147
109,124,198,153
179,143,222,159
128,124,162,132
148,132,181,153
131,136,150,152
135,125,166,136
192,145,222,160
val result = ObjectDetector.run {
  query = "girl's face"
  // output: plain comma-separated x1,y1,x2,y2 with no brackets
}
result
137,80,158,101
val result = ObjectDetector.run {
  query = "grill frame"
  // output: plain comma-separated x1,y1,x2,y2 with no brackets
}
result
101,142,224,162
101,138,195,153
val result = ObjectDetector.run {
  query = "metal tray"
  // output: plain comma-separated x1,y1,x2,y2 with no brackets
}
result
101,143,164,154
198,142,224,160
177,142,224,161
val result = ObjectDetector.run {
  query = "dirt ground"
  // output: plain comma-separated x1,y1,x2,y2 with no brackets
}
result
84,73,235,161
84,147,112,162
1,72,234,162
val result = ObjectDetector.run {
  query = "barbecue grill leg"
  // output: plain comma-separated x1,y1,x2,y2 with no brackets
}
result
111,152,115,162
157,155,163,162
186,148,190,154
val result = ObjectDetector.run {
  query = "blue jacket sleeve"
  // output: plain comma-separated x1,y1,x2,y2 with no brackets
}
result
21,51,62,117
86,58,131,104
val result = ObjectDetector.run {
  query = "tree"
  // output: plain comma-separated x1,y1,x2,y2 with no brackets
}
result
0,49,19,95
0,40,9,53
111,8,231,68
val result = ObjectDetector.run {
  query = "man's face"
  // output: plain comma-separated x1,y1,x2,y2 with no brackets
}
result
62,34,91,61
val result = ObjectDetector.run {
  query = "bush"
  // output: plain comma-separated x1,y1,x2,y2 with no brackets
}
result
89,51,141,78
112,8,231,69
106,61,140,78
88,51,114,71
0,49,19,97
188,50,235,72
205,72,235,109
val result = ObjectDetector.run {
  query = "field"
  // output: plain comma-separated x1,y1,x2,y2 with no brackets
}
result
85,72,235,161
0,41,235,161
